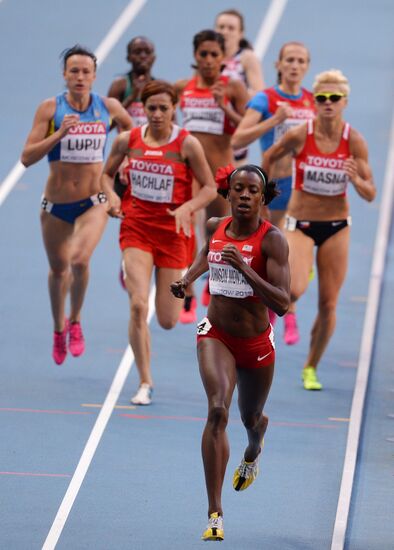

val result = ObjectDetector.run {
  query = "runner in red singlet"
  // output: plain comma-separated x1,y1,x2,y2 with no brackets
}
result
101,81,216,405
171,164,290,541
232,42,314,346
176,29,249,310
264,69,376,390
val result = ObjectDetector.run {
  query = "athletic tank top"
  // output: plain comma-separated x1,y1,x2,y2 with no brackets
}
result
47,93,110,163
123,124,193,221
221,49,247,86
265,86,315,143
293,120,351,197
180,76,236,136
124,74,149,127
208,217,272,301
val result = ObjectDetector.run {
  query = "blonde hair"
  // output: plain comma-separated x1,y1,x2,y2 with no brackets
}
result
313,69,350,96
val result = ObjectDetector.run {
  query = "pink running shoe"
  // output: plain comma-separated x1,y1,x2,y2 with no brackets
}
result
69,321,85,357
283,312,300,345
201,280,210,307
268,309,277,327
179,296,197,324
52,320,68,365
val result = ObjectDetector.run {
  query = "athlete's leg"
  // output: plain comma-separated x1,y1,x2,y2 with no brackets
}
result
286,229,315,302
198,338,237,516
40,211,74,332
305,227,350,369
154,267,184,329
269,209,286,231
123,247,154,386
68,205,108,322
237,363,274,462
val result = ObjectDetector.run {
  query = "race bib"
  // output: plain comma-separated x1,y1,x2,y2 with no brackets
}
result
60,122,106,163
197,317,212,335
209,262,254,299
182,100,225,135
128,101,147,127
302,166,348,196
130,170,175,203
273,117,304,143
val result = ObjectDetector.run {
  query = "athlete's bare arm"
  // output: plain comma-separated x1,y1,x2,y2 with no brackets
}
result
103,97,133,132
231,103,293,150
220,226,290,315
241,49,265,94
21,99,78,167
346,129,376,202
100,132,131,218
263,124,307,176
170,217,221,298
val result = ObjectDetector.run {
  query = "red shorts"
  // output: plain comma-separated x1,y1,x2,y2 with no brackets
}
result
120,216,190,269
196,317,275,369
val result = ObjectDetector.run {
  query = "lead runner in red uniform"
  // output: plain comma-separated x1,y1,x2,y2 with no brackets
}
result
101,80,216,405
264,69,376,391
171,164,290,541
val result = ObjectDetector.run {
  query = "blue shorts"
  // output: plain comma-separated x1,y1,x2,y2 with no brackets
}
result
268,176,292,211
41,192,107,224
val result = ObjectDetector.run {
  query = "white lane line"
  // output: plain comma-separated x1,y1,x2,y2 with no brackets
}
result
0,161,25,207
0,0,148,208
41,1,284,547
254,0,288,59
331,109,394,550
42,286,156,550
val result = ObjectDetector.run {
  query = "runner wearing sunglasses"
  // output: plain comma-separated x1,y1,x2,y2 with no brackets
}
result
263,69,376,390
231,41,315,346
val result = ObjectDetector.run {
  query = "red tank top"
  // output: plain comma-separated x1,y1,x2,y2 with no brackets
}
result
293,120,351,197
208,217,272,301
265,86,315,143
123,125,193,220
180,76,236,136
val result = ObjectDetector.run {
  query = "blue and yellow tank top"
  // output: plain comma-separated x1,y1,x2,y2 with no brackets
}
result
47,92,111,163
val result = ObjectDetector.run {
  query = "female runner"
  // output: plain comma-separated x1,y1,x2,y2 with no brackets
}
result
264,69,376,390
232,41,315,344
101,80,216,405
21,45,132,365
176,29,249,311
171,164,290,540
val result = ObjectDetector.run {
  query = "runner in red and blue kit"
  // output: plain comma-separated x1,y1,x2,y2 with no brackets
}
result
264,69,376,391
171,164,290,541
232,42,314,345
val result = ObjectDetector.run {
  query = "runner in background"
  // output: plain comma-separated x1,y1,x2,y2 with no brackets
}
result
215,8,265,165
263,69,375,390
176,29,249,311
232,42,315,345
107,36,156,289
101,80,216,405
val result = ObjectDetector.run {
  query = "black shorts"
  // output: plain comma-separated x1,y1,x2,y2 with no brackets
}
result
285,216,351,247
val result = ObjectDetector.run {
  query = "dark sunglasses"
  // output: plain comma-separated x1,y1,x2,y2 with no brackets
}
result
314,92,346,104
199,50,221,58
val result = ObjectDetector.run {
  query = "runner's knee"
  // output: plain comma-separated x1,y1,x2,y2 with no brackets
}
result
207,405,229,433
130,298,149,326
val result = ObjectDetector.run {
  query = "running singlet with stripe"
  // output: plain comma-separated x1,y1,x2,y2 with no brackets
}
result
293,120,351,196
123,124,193,222
208,217,272,300
180,76,236,135
247,85,315,151
47,93,110,163
221,50,247,86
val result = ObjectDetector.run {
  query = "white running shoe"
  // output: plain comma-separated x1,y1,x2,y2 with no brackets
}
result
130,383,153,405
